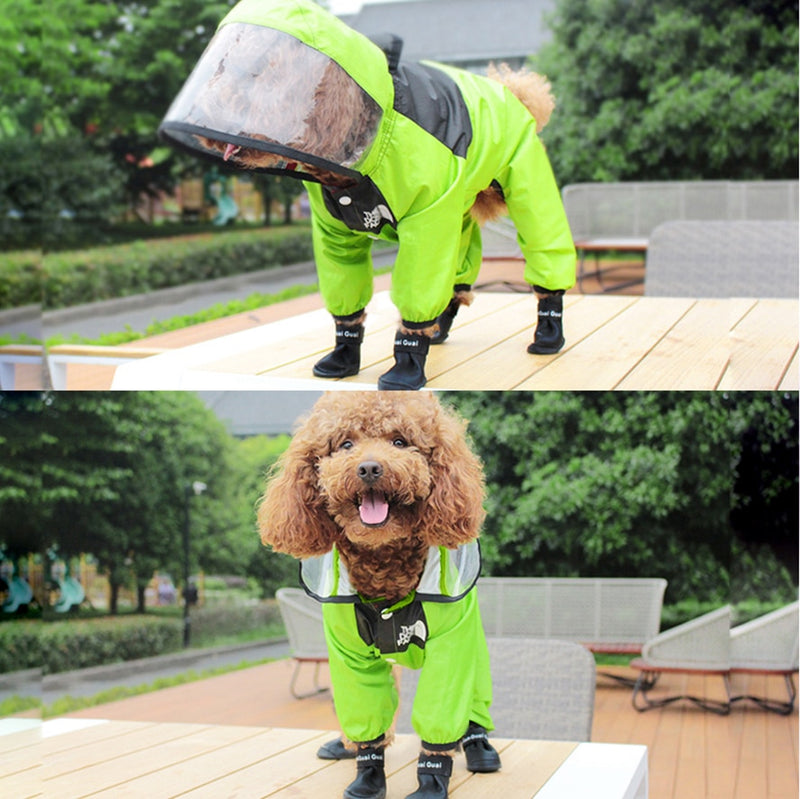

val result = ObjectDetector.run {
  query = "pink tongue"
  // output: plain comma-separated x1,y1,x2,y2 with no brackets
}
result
359,491,389,525
223,143,238,161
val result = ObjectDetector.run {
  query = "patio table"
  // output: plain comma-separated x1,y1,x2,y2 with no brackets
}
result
105,291,797,391
2,718,648,798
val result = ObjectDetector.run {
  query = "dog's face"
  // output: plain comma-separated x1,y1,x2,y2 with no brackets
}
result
258,391,485,561
315,395,439,549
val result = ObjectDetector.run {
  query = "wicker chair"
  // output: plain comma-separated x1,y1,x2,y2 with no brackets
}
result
275,587,329,699
630,606,732,714
730,601,799,714
397,637,596,741
644,220,799,298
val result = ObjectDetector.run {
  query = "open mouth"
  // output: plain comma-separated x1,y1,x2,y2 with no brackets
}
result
358,490,390,527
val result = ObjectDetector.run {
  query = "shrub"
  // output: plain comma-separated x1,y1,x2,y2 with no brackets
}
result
189,601,283,646
0,616,183,675
0,251,43,309
39,227,313,310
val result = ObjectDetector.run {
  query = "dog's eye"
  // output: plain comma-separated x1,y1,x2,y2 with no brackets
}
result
339,440,354,450
392,437,408,448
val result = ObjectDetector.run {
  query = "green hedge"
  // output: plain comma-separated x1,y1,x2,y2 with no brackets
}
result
32,227,313,311
0,617,182,675
0,251,42,310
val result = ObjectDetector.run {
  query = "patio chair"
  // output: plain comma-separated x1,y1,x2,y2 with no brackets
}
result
275,587,329,699
730,601,799,715
645,220,799,298
397,637,596,741
630,605,732,714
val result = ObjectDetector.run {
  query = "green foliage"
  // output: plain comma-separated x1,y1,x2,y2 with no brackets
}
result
189,602,283,647
444,391,798,604
0,251,42,310
39,228,312,311
0,616,182,675
536,0,798,182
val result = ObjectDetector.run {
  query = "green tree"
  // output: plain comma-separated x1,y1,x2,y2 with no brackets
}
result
444,392,798,604
535,0,798,182
0,391,242,613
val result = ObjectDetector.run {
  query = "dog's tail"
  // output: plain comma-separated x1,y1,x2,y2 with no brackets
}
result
471,63,555,225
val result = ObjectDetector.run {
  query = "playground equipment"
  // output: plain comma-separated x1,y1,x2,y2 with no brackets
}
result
204,168,239,226
1,558,34,614
50,558,86,613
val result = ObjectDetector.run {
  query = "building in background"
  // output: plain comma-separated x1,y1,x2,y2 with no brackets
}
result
341,0,555,72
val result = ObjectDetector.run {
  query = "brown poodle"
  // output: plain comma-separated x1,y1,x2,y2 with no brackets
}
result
258,391,500,799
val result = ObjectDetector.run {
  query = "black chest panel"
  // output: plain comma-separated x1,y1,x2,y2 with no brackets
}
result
322,177,397,234
355,600,429,654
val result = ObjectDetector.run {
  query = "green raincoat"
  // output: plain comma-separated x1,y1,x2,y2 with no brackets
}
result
159,0,576,327
301,542,493,746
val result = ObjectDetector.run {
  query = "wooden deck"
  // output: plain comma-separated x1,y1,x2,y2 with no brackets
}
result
30,258,642,390
55,657,798,799
106,292,798,391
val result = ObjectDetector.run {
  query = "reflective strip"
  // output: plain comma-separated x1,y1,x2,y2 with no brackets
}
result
301,540,481,602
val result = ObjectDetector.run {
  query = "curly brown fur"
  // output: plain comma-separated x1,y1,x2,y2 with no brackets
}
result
194,28,377,186
258,392,485,603
471,63,556,224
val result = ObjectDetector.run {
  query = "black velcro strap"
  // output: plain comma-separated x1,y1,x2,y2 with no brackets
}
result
417,754,453,778
356,748,385,770
537,295,563,319
394,333,430,356
335,325,364,345
461,728,489,748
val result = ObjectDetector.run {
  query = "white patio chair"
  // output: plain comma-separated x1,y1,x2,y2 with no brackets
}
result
275,587,329,699
397,637,596,742
630,605,732,714
730,601,799,714
645,220,799,298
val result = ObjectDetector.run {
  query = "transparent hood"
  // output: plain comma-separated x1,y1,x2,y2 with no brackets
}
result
159,22,383,180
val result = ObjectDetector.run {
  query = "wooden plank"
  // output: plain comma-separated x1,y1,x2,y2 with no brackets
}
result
427,295,635,390
778,349,798,391
721,299,799,390
617,299,732,389
516,297,695,389
174,728,333,798
45,723,233,792
734,706,768,799
83,724,275,798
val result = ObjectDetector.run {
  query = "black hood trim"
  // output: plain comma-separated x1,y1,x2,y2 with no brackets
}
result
158,120,363,183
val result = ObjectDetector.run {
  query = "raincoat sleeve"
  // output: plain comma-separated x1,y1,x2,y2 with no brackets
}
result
307,181,376,318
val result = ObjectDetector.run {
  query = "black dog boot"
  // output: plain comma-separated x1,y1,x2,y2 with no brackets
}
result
344,746,386,799
527,291,565,354
404,753,453,799
377,330,430,390
430,297,460,345
461,723,501,773
314,320,364,378
317,736,356,760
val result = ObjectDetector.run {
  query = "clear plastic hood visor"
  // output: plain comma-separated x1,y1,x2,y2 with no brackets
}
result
159,22,382,178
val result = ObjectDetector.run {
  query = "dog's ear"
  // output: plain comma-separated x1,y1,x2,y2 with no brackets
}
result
418,402,486,548
257,427,339,558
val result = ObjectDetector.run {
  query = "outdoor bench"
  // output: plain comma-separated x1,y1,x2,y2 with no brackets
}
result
477,576,667,655
561,179,799,291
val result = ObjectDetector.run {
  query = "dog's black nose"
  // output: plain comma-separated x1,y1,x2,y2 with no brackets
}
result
357,460,383,485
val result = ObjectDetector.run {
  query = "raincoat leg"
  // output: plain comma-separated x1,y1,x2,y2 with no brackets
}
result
498,127,576,293
411,591,493,747
323,603,398,744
